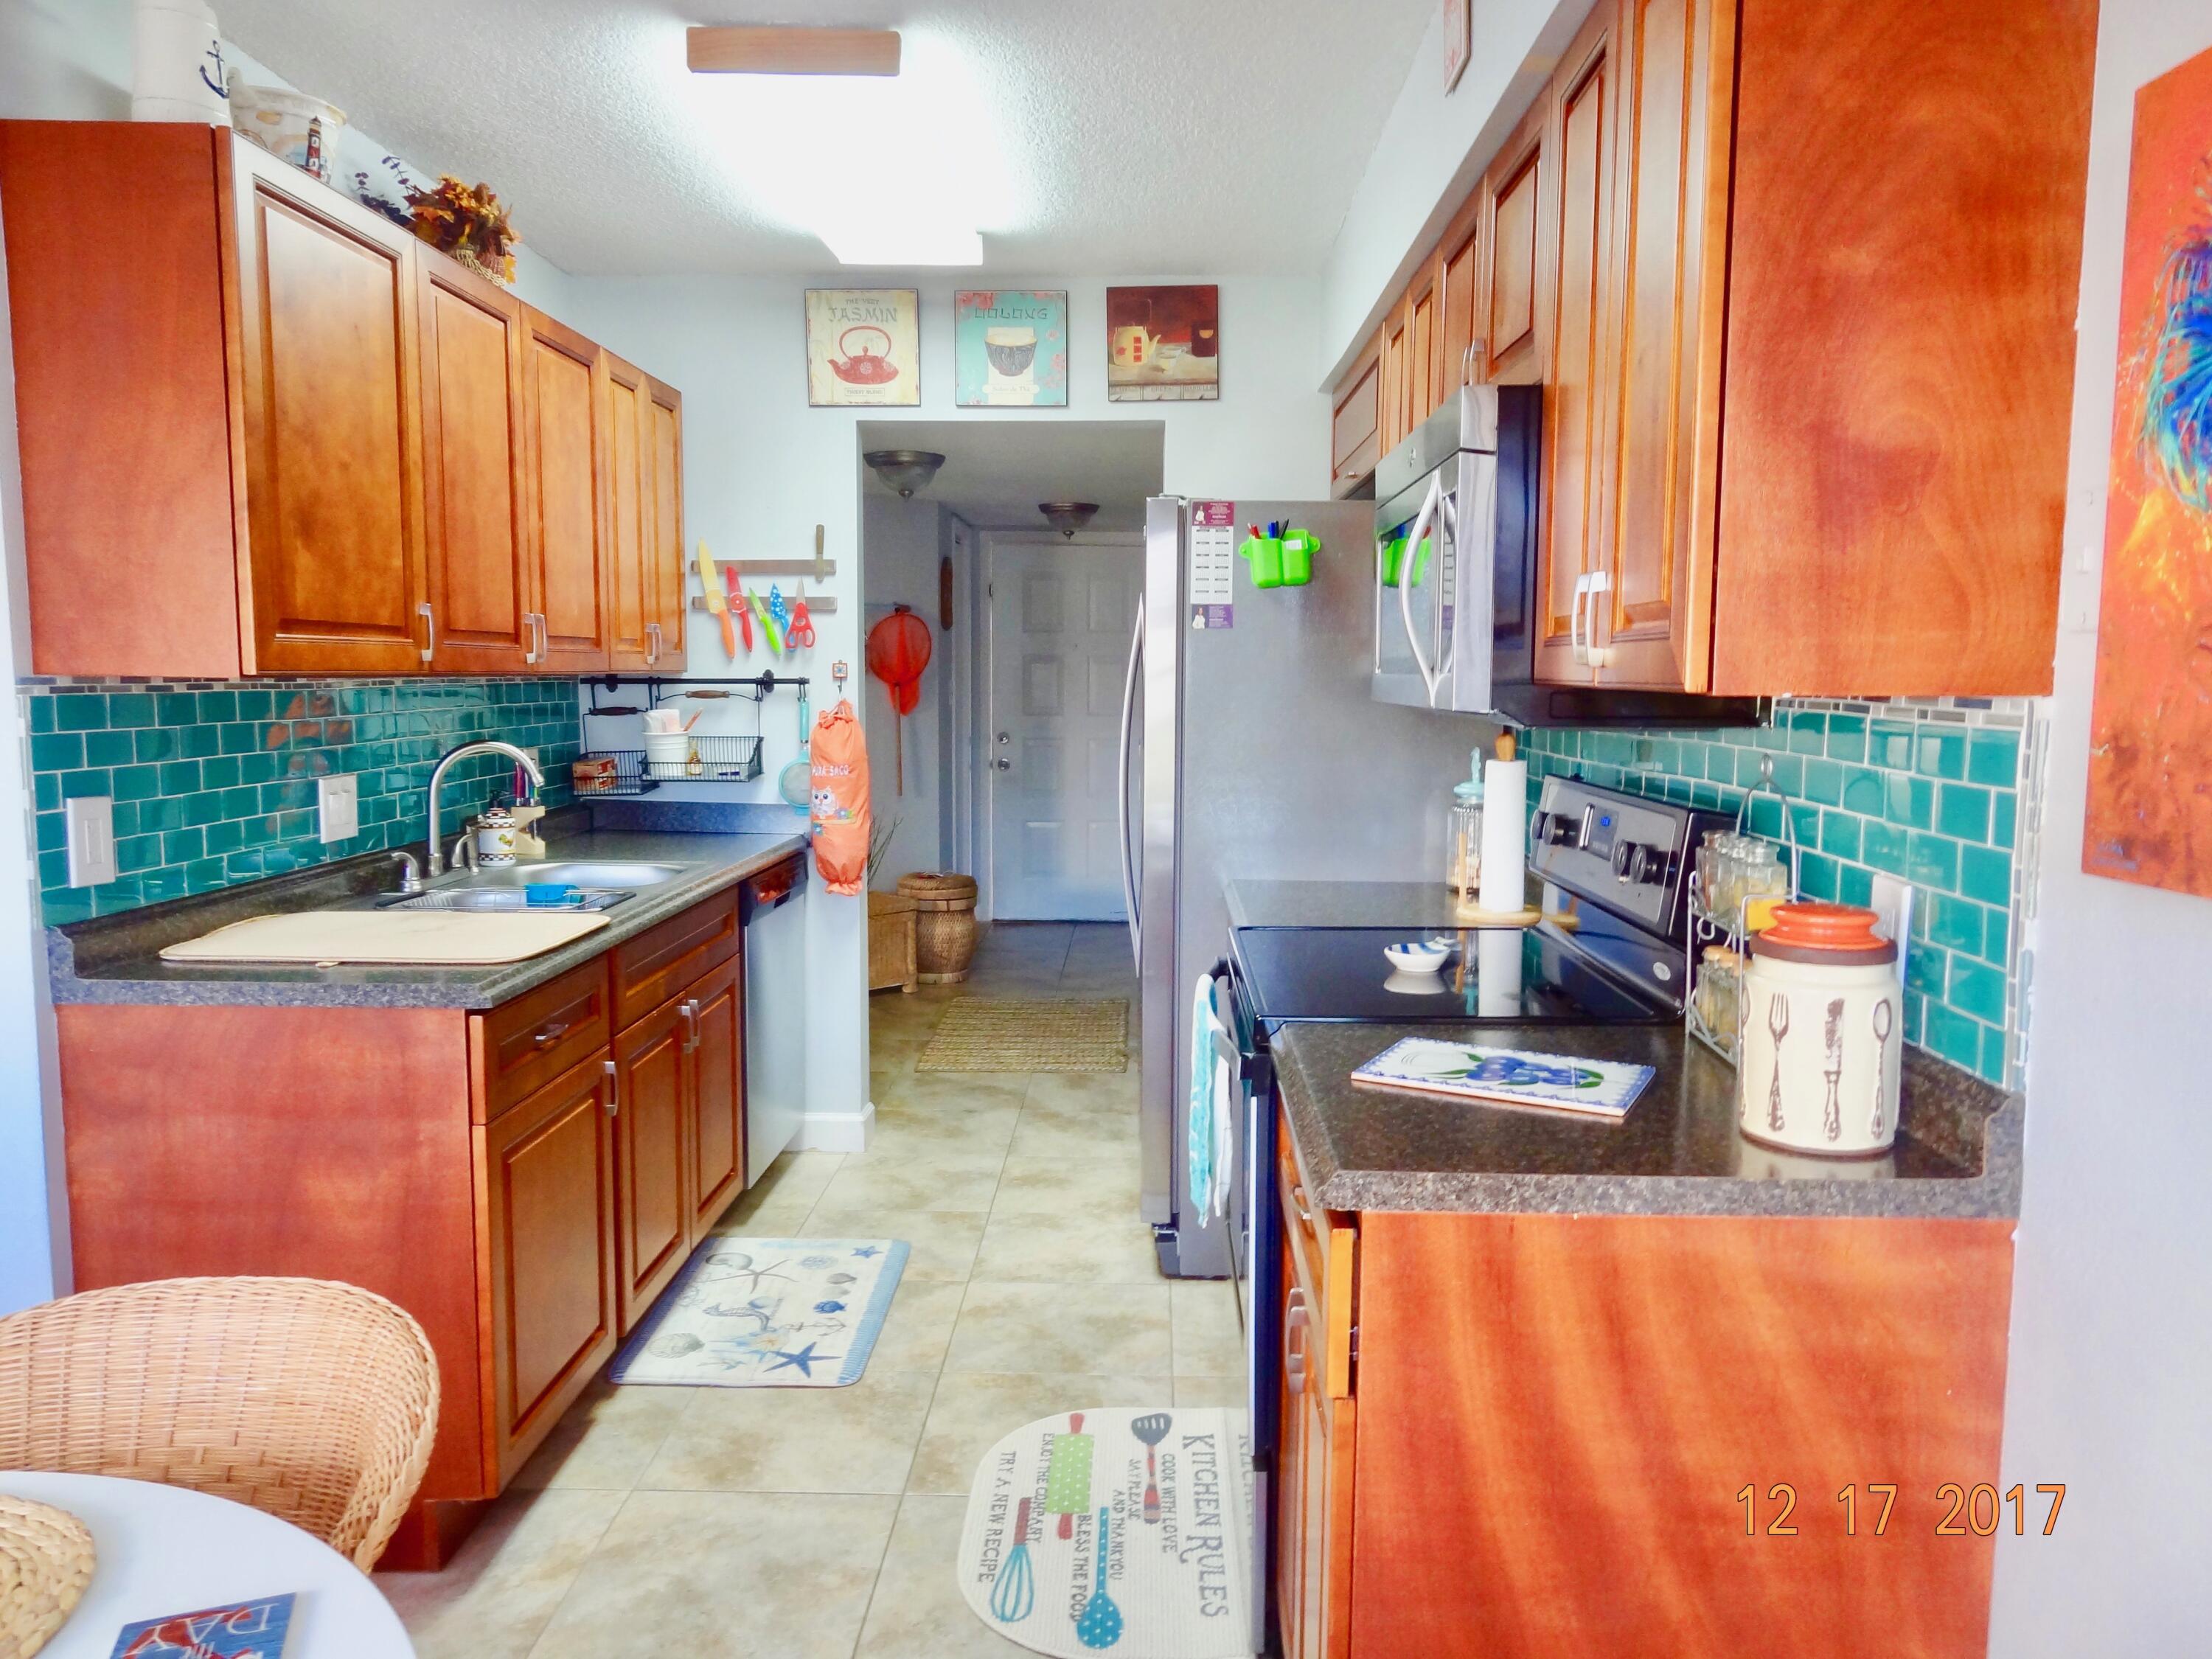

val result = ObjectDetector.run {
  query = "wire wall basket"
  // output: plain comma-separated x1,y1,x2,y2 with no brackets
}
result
1684,755,1801,1066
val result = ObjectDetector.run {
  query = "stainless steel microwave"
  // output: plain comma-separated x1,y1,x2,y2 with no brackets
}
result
1371,383,1755,726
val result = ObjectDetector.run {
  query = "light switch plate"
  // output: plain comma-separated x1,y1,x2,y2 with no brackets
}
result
318,773,361,843
65,796,117,887
1868,872,1913,993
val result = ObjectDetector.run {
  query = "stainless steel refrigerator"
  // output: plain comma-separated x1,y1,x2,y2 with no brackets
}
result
1127,495,1493,1282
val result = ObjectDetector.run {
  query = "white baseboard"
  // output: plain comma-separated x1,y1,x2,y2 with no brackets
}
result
794,1101,875,1153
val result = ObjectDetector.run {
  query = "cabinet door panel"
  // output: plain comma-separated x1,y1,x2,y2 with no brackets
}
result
1535,10,1615,686
1406,258,1441,429
1275,1234,1310,1659
233,145,426,675
1599,0,1731,690
1329,335,1381,497
419,260,531,673
1480,105,1548,386
524,310,611,672
645,376,687,672
614,1003,691,1333
686,956,745,1234
604,355,653,670
1439,198,1484,400
481,1055,616,1483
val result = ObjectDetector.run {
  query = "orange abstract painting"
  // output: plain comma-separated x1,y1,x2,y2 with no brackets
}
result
2086,46,2212,895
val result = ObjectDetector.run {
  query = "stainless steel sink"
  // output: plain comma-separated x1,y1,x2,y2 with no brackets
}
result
386,887,633,913
457,860,690,889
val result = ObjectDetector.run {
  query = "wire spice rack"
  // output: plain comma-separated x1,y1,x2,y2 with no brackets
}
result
1684,755,1801,1066
574,672,799,794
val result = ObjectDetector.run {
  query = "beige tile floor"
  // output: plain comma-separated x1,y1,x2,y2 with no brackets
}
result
380,922,1241,1659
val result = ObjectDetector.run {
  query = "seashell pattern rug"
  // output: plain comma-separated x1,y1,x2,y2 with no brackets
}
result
608,1237,908,1388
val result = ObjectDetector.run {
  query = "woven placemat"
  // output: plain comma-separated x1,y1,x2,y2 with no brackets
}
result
0,1495,94,1659
917,1000,1129,1073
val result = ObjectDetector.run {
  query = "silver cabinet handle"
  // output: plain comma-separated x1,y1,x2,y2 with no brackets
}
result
1585,569,1614,669
1571,573,1591,666
679,998,700,1054
531,1020,570,1049
538,613,550,661
1461,337,1482,387
645,621,662,665
1115,595,1144,964
417,600,436,665
1283,1286,1310,1398
524,611,542,664
603,1057,619,1116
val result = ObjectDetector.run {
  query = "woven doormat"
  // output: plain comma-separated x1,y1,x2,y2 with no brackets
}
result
917,1000,1128,1073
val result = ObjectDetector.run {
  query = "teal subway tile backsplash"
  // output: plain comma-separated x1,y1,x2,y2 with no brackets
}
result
1523,700,2033,1088
21,678,582,926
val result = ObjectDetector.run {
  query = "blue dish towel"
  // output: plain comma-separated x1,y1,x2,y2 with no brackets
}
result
1189,974,1218,1217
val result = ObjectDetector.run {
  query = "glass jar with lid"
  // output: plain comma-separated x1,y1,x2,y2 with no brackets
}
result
1448,776,1485,917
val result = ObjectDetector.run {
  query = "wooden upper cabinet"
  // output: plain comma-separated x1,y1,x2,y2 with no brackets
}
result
645,375,688,672
1703,0,2093,695
1478,100,1548,386
1403,254,1444,432
1590,0,1731,692
479,1051,618,1486
1534,4,1618,688
522,309,613,672
603,355,655,671
1437,193,1484,406
417,254,533,675
0,121,684,681
1377,304,1411,457
1329,332,1382,497
231,142,430,675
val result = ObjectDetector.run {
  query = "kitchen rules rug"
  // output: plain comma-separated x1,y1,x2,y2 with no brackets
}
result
607,1237,906,1387
958,1407,1253,1658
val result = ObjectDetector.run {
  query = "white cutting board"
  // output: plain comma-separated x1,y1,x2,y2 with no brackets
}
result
160,909,611,965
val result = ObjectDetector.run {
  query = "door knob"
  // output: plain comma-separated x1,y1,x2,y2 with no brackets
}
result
995,731,1010,745
994,757,1012,771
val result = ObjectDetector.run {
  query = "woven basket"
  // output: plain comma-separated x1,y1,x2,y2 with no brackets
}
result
867,891,918,993
0,1496,93,1659
897,872,978,983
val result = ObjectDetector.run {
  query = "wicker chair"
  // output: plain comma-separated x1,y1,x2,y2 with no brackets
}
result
0,1277,439,1571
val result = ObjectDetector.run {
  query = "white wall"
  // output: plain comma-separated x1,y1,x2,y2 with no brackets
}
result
861,493,947,881
1318,0,1593,380
554,272,1329,1120
1989,4,2212,1649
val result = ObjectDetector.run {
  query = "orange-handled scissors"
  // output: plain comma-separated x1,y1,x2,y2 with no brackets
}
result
787,581,817,650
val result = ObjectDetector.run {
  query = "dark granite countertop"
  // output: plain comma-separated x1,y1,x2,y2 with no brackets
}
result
47,819,809,1011
1274,1020,2021,1219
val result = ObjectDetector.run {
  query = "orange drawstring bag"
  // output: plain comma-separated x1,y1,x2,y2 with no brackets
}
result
809,699,872,895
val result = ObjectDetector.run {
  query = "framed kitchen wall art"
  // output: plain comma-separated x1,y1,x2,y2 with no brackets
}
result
1443,0,1471,91
1105,284,1219,402
954,290,1068,406
2083,44,2212,899
805,288,920,406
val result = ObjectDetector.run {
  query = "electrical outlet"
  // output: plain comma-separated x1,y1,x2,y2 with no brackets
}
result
65,796,117,887
318,773,361,843
1868,872,1914,993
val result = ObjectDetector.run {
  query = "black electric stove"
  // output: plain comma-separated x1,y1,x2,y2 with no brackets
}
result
1229,921,1674,1025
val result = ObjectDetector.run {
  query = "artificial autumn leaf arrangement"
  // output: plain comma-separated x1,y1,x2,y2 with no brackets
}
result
405,175,521,284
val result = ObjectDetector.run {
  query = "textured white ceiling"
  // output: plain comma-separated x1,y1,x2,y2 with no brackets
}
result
214,0,1433,277
858,420,1164,532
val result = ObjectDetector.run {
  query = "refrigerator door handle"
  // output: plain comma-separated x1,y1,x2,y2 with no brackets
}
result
1116,594,1145,962
1397,473,1447,706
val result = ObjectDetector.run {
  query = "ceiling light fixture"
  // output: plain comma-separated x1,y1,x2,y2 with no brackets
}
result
866,451,947,498
686,27,902,77
819,223,984,267
1038,501,1100,539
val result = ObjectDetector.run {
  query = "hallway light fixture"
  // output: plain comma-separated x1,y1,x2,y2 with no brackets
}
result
865,450,947,498
1038,501,1099,539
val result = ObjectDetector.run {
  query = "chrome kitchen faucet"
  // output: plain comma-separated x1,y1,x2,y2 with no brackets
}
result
423,741,544,877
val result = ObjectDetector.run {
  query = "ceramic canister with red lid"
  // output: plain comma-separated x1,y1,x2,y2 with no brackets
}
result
1736,902,1903,1157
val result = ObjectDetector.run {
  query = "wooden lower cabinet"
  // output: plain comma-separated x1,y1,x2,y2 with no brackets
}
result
612,998,692,1334
479,1052,619,1486
1272,1113,2014,1658
52,886,757,1570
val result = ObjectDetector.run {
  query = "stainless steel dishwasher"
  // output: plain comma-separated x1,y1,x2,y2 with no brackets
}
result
742,855,807,1184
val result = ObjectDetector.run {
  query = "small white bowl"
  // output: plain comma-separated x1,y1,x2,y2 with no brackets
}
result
1382,940,1450,974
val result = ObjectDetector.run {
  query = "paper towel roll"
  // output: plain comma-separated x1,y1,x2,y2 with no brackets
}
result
1477,757,1528,914
1475,926,1525,1018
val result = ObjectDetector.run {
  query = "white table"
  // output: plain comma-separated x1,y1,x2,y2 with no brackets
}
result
0,1472,414,1658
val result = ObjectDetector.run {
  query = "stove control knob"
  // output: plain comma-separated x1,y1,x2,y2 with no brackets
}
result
1612,841,1665,885
1537,811,1578,847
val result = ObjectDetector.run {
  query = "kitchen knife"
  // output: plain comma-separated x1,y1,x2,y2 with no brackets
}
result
698,542,737,658
726,563,752,650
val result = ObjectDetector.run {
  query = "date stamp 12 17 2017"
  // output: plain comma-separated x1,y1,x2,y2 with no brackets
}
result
1736,1483,2066,1538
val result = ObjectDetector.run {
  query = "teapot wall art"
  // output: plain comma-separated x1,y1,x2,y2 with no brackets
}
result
806,288,921,406
1106,284,1218,403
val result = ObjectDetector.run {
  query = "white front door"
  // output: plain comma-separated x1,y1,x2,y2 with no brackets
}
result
987,533,1141,920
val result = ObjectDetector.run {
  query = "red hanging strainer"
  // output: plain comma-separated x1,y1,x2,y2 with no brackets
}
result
867,605,933,793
